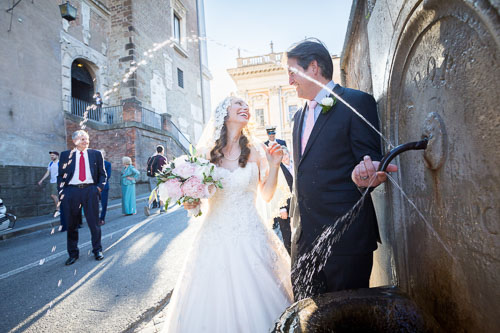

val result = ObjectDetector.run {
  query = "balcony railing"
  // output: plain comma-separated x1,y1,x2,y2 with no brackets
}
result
67,97,191,151
70,97,122,124
167,118,191,151
141,107,162,129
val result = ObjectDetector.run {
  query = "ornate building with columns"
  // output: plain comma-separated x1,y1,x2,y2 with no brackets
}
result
227,47,341,146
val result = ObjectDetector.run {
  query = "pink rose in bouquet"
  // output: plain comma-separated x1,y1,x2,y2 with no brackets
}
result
182,176,206,198
158,178,183,203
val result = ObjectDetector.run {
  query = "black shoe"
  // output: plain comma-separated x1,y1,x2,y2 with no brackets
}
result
94,251,104,261
65,257,78,265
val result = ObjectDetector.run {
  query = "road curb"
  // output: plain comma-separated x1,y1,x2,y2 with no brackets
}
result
0,196,149,241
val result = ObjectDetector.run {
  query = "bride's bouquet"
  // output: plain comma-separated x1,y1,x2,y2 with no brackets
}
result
156,147,223,217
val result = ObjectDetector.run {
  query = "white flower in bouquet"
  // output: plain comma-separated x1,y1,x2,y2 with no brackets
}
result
194,163,213,181
173,155,188,166
173,159,196,179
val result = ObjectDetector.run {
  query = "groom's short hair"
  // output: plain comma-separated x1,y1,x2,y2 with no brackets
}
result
287,39,333,80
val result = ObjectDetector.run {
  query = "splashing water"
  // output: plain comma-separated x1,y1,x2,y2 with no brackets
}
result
291,177,378,300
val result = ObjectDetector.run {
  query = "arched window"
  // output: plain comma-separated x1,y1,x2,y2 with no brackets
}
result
71,60,94,102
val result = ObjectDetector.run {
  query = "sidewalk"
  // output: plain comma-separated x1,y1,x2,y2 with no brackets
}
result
0,194,150,241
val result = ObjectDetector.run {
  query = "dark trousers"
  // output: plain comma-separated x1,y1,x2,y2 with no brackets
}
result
292,252,373,300
276,217,291,254
59,208,67,231
100,188,109,220
61,185,102,258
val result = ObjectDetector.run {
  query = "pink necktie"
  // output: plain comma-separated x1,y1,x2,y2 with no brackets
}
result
301,100,317,154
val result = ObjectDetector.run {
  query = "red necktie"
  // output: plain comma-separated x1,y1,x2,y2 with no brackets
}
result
79,151,86,182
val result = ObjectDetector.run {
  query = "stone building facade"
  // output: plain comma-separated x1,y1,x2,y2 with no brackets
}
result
341,0,499,331
0,0,211,217
227,48,341,146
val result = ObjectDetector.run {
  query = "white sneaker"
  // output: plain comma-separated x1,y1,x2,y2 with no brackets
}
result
53,210,61,218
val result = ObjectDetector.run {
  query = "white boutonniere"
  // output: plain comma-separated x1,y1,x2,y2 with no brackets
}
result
319,95,337,114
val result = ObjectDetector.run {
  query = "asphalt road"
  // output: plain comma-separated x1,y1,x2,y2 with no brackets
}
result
0,202,200,333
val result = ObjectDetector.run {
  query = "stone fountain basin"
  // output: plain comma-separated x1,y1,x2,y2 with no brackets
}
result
271,286,441,332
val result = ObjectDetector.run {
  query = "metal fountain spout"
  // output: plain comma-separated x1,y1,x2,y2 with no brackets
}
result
377,138,429,172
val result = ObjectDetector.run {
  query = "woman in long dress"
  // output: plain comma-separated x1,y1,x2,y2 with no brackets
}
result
120,156,140,215
162,97,293,332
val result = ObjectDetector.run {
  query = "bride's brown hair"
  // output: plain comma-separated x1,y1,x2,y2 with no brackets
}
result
210,118,251,168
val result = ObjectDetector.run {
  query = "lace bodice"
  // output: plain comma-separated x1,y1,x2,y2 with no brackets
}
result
200,162,265,241
209,162,259,209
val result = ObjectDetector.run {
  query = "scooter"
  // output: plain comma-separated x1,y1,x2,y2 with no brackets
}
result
0,198,16,232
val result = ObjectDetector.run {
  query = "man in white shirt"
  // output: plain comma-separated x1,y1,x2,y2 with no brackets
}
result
38,151,60,218
58,130,107,265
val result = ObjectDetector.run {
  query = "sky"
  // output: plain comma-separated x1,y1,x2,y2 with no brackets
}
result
204,0,353,104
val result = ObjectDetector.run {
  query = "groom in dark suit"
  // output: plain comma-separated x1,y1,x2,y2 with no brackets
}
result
287,39,397,299
58,130,107,265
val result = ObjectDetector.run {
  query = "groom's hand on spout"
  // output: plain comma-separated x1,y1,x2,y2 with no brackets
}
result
352,155,398,188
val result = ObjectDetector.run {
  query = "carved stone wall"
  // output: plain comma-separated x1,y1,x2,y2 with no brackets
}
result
342,0,500,331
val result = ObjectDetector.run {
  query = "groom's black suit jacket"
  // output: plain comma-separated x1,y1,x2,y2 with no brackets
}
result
290,84,382,263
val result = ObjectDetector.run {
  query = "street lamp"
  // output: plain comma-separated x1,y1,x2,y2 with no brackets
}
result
59,2,77,21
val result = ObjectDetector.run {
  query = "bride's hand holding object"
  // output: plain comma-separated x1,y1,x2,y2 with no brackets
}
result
266,143,283,167
183,199,200,210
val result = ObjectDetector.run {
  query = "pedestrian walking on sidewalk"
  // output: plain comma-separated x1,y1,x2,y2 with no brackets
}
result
38,151,61,218
121,156,140,215
58,130,107,265
99,149,112,225
145,145,167,216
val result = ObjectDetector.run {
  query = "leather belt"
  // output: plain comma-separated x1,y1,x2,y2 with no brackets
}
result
69,184,94,188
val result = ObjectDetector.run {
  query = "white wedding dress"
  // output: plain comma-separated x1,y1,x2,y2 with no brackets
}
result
162,161,293,332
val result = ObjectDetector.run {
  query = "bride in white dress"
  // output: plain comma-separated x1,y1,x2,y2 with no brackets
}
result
162,97,293,332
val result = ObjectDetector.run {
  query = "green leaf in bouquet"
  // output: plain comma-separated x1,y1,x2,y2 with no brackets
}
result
164,198,170,213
